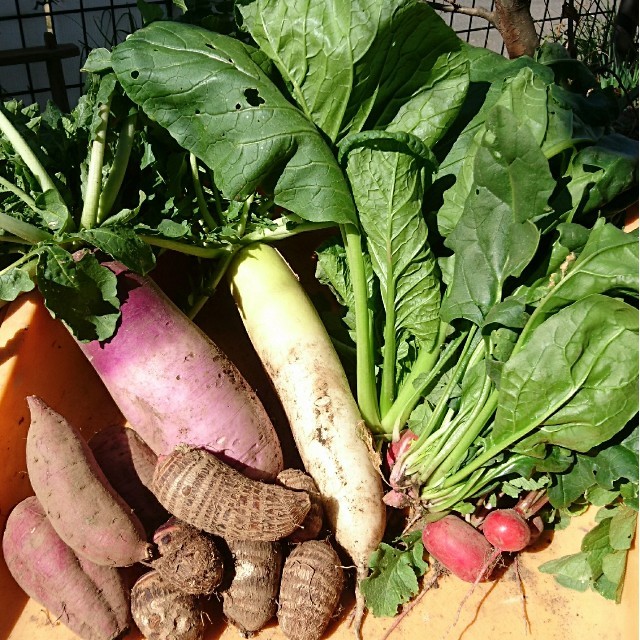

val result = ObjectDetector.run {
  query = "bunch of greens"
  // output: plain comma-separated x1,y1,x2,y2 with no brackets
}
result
0,0,637,618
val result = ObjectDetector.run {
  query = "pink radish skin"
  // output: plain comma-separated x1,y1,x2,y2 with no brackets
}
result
2,496,131,640
482,509,532,552
77,261,283,481
385,429,417,475
422,514,495,583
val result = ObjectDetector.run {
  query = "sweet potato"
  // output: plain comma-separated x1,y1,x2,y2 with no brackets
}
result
151,518,224,595
222,538,284,635
2,496,131,640
276,468,324,542
89,425,169,534
76,261,283,481
25,395,153,567
277,539,344,640
152,447,311,542
131,570,205,640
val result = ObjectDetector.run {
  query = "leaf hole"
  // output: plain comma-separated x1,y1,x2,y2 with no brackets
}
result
235,103,241,110
195,108,201,115
243,87,265,107
131,70,140,79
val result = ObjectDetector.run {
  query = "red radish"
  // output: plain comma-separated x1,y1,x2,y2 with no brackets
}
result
481,508,532,553
385,429,417,475
422,514,495,583
76,261,283,481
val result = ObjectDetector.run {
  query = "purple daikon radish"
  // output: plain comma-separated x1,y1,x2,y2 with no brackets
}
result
76,261,283,481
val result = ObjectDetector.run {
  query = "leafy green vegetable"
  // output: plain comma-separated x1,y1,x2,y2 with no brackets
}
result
110,21,356,226
360,531,428,617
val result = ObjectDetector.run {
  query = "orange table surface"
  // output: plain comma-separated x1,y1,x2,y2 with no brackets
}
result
0,288,637,640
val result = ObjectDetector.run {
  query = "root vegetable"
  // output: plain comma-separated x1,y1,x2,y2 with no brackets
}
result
25,395,153,567
222,538,284,634
277,468,324,542
151,447,311,541
2,496,131,640
422,514,495,583
89,425,169,534
228,244,385,626
481,508,532,553
76,261,283,481
277,539,344,640
151,518,224,595
131,570,205,640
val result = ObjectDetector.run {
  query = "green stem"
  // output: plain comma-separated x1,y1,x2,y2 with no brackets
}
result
0,176,39,213
139,235,229,258
0,211,53,244
80,93,113,229
426,385,498,487
0,253,39,278
97,111,137,224
380,322,451,437
188,196,253,319
424,469,487,512
241,219,335,244
342,223,381,430
0,108,61,200
190,153,218,231
379,280,398,417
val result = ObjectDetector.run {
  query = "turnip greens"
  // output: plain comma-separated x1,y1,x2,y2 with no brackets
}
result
0,0,638,619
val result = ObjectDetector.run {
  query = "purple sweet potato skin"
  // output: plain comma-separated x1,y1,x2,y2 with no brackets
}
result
2,496,130,640
77,262,283,481
26,395,153,567
89,425,169,534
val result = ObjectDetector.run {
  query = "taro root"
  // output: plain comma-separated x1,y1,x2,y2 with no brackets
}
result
151,518,224,595
276,468,324,542
222,539,284,635
131,570,205,640
278,540,344,640
151,447,311,541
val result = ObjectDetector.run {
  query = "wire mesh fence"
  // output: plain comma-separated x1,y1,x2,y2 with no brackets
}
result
0,0,635,110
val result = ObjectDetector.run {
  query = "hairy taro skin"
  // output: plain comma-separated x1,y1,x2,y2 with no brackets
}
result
2,496,131,640
151,518,224,595
277,539,344,640
222,539,284,634
76,262,283,481
131,570,205,640
276,468,324,542
152,447,311,541
26,396,153,567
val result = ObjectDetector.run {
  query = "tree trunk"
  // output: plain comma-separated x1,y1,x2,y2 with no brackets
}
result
494,0,540,58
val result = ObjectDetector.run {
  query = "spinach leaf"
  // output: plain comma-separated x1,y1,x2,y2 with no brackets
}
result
491,295,638,455
111,21,356,225
440,105,554,325
524,220,639,337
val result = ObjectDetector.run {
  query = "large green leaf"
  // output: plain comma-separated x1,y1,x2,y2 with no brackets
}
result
341,1,464,135
346,135,441,348
111,21,356,225
440,105,555,325
491,295,638,455
524,220,639,337
236,0,360,142
436,66,552,237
